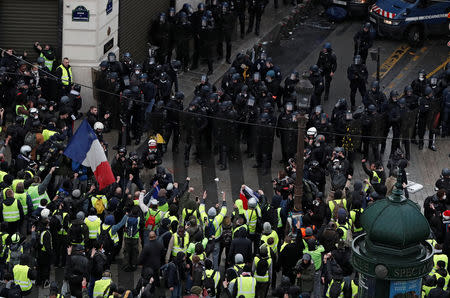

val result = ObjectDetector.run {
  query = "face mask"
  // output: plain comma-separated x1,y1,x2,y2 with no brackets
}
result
135,70,140,75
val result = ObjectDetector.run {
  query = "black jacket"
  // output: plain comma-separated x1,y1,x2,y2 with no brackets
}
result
138,239,165,272
228,229,253,264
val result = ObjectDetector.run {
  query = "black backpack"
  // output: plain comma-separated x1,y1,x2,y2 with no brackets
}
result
256,257,269,278
98,225,114,252
192,261,204,287
70,223,83,244
203,270,216,297
7,282,22,298
221,226,232,247
352,209,362,230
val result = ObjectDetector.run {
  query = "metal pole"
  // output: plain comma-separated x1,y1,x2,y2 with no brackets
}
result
294,114,307,211
376,47,380,82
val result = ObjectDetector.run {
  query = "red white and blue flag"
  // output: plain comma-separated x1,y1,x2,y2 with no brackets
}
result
239,185,260,210
64,120,115,190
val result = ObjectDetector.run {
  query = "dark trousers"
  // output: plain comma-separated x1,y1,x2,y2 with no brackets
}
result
349,80,366,108
256,281,270,297
37,251,52,285
362,138,379,161
192,37,200,68
123,237,139,268
237,13,246,37
323,73,333,101
217,32,232,60
248,10,262,34
54,234,68,267
164,123,180,151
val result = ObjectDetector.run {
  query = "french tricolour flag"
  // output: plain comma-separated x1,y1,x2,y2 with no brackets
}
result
64,120,115,190
239,185,260,210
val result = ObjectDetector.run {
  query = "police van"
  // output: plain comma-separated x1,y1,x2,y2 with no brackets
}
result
331,0,376,16
369,0,449,46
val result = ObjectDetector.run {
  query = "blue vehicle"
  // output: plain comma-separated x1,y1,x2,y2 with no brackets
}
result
369,0,449,46
329,0,376,16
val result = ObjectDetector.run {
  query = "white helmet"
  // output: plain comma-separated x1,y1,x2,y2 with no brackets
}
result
41,208,50,219
248,198,257,209
29,108,39,119
20,145,32,156
93,121,104,131
307,127,317,138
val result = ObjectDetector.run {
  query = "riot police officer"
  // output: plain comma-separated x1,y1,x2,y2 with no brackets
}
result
317,42,337,102
191,3,205,70
130,85,146,145
247,0,265,36
385,90,401,157
174,12,193,71
254,112,276,175
277,102,297,164
363,81,386,111
106,52,123,74
411,69,429,97
308,65,324,109
398,98,412,160
436,168,450,194
117,88,134,147
347,55,368,110
401,86,419,159
353,23,374,64
231,0,246,39
164,92,184,153
243,95,259,158
149,13,171,64
417,86,437,151
183,98,208,167
360,104,379,161
198,14,216,75
217,2,235,64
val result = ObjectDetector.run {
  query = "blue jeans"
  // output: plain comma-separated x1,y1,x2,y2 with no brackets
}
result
212,241,221,270
88,276,98,298
171,284,181,298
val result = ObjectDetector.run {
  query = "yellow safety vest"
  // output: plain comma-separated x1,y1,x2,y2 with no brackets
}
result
0,171,7,183
57,65,73,85
434,271,450,289
27,184,49,210
124,217,140,239
337,221,352,240
203,269,220,289
40,53,54,71
350,209,364,232
98,224,119,245
13,264,32,292
232,225,248,238
3,199,20,222
326,280,345,297
172,233,189,257
85,217,102,239
254,256,272,282
14,193,28,216
40,230,52,252
434,254,449,270
42,129,57,141
53,211,68,235
351,280,358,297
329,199,347,214
0,232,9,258
93,278,112,297
261,231,279,254
11,179,24,193
236,276,256,298
15,105,28,121
245,208,259,234
364,171,381,192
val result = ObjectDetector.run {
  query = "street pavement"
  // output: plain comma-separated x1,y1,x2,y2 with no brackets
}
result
29,5,450,297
